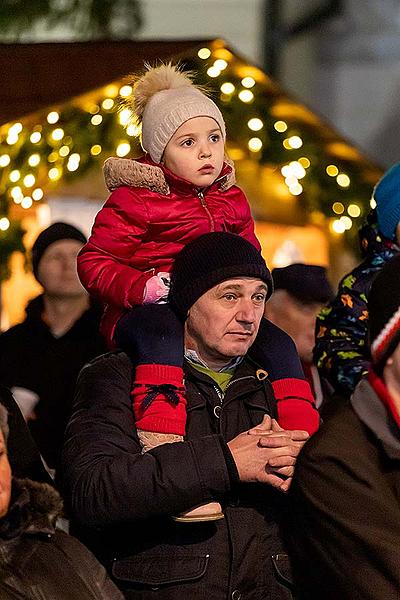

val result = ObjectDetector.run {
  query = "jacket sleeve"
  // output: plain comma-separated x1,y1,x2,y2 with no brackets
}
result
227,187,261,251
61,353,233,528
313,270,370,396
77,187,153,308
286,409,400,600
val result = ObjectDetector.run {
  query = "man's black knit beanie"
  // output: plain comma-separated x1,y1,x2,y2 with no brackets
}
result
31,222,87,281
369,253,400,372
169,232,273,320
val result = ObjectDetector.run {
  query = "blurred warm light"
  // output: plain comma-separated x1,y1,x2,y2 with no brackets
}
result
91,114,103,126
286,135,303,149
9,170,20,182
48,151,58,163
30,131,42,143
340,216,352,230
274,120,288,133
198,47,211,59
8,123,23,135
0,217,10,231
214,59,227,70
331,219,346,234
337,173,350,187
59,145,70,157
248,118,263,131
104,85,119,98
326,164,339,177
332,202,344,214
241,77,256,88
118,108,132,126
116,142,131,157
21,196,33,209
119,85,133,97
348,204,361,217
48,167,61,180
298,157,310,168
67,153,80,172
220,82,235,94
47,112,59,124
0,154,10,167
238,90,254,103
207,66,220,78
51,128,64,141
370,198,377,209
10,186,23,201
32,188,44,201
288,182,303,196
90,144,102,156
28,153,40,167
102,98,114,110
23,174,35,187
126,124,141,137
248,137,262,152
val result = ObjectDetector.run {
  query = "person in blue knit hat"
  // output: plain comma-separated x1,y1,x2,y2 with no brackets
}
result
314,162,400,397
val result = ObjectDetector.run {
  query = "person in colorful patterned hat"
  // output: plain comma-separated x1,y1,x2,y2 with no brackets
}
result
285,253,400,599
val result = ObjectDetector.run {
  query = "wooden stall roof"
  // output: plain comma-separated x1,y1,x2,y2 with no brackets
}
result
0,39,212,125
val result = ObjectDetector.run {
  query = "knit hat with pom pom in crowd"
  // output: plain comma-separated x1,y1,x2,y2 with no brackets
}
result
125,62,226,163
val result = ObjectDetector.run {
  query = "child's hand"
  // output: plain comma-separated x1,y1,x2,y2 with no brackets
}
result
143,272,171,304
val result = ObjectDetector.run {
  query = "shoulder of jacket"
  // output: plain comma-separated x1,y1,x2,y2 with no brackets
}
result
103,157,170,195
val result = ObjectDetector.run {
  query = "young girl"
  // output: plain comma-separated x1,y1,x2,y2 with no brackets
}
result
78,63,318,520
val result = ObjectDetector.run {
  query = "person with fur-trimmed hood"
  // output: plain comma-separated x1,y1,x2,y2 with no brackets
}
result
314,162,400,397
77,63,319,520
0,403,123,600
285,253,400,599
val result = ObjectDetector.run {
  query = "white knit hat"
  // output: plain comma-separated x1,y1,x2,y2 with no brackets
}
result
127,63,226,163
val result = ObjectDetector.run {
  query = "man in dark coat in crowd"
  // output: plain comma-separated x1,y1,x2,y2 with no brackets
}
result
62,232,309,600
265,263,334,413
286,253,400,599
0,402,123,600
0,222,106,472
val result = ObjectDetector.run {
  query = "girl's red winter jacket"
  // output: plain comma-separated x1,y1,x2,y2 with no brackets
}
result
77,156,260,344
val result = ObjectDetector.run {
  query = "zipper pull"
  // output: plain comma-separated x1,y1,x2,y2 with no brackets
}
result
197,190,204,201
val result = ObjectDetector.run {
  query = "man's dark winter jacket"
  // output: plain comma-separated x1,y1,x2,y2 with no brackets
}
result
62,351,294,600
0,295,106,469
286,377,400,599
0,478,123,600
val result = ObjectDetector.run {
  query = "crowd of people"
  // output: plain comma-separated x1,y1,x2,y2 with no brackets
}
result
0,62,399,599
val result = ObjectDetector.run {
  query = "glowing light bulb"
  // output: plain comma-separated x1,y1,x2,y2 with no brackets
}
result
286,135,303,149
21,196,33,209
23,174,35,187
116,142,131,157
118,108,132,126
119,85,133,97
207,66,220,78
198,48,211,59
91,114,103,126
238,90,254,103
9,170,20,182
348,204,361,218
51,128,64,141
90,145,102,156
32,188,44,201
248,138,263,152
28,154,40,167
102,98,114,110
59,145,70,157
0,154,10,167
220,82,235,94
30,131,42,143
332,202,344,214
47,112,59,124
274,121,287,133
67,153,80,172
332,219,346,234
214,59,227,70
247,118,263,131
326,164,339,177
48,167,61,180
126,124,141,137
241,77,255,88
337,173,350,188
0,217,10,231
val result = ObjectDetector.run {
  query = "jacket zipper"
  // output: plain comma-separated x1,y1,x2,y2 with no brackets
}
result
197,189,215,232
212,375,257,419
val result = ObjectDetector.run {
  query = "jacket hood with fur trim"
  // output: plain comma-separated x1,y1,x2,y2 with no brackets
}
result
103,154,236,195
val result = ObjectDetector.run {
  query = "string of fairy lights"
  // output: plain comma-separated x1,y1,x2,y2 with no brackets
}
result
0,41,380,278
